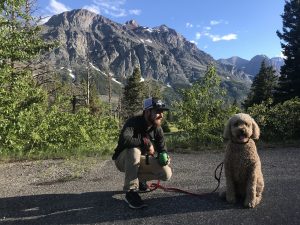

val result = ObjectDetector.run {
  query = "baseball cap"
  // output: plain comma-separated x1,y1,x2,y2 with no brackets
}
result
143,97,169,111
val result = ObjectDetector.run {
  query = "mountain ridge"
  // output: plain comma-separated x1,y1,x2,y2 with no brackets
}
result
218,55,284,78
41,9,266,102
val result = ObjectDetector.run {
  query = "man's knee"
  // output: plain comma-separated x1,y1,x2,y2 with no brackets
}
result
126,148,141,164
160,166,172,181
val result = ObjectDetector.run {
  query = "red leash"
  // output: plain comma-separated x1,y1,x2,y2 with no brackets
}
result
148,180,209,196
147,162,224,197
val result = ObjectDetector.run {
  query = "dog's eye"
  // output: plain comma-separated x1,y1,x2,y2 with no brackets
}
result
233,122,239,127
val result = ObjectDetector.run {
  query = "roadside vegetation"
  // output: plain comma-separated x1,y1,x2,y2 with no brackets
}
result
0,1,299,161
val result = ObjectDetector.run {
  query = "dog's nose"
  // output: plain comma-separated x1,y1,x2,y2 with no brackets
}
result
240,129,246,135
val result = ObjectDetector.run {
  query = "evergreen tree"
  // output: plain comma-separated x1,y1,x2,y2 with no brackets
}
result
122,67,146,119
144,79,162,99
243,60,278,109
0,0,51,152
275,0,300,102
0,0,52,87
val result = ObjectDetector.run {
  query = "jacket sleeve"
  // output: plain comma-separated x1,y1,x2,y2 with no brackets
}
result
121,126,143,148
154,127,167,153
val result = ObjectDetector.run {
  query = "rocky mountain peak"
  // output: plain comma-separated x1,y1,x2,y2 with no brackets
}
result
45,9,98,29
41,10,252,102
125,19,139,29
218,54,284,78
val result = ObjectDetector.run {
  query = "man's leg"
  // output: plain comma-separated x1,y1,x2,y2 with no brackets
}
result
138,155,172,182
114,148,141,191
114,148,147,209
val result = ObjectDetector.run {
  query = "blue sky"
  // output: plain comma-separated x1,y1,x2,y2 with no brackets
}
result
36,0,285,60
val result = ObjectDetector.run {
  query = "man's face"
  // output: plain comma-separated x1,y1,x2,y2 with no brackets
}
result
146,108,164,127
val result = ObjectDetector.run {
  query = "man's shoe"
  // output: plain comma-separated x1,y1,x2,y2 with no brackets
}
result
139,181,149,192
125,190,148,209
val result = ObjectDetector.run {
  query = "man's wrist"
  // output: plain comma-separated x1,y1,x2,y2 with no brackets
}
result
143,137,152,150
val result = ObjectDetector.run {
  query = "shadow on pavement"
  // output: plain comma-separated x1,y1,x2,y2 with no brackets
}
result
0,190,236,224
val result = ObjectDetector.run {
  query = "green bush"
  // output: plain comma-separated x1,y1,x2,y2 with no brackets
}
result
174,66,239,146
28,107,119,158
0,73,119,159
247,97,300,141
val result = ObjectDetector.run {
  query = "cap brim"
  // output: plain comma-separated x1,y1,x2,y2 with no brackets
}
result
144,107,169,111
155,107,169,111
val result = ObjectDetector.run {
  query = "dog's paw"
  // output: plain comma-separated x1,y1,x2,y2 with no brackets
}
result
255,195,262,205
244,199,256,208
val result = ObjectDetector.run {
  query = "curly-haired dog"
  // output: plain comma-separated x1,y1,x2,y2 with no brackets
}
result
223,113,264,208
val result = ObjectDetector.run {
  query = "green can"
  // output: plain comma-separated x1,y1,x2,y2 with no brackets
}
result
158,151,169,166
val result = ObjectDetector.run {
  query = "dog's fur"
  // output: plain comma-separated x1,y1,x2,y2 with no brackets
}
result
223,113,264,208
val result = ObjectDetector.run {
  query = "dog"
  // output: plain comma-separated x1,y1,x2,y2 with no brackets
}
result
222,113,264,208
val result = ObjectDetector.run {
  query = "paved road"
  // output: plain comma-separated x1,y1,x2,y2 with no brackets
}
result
0,147,299,225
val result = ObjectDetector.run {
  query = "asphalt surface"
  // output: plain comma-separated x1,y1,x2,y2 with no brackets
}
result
0,147,299,225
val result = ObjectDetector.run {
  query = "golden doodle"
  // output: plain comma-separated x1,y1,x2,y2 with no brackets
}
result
223,113,264,208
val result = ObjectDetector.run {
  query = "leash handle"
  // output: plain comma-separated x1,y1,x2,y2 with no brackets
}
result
212,162,224,193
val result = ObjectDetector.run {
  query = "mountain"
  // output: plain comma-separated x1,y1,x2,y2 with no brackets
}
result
41,9,251,102
218,56,249,69
218,55,284,79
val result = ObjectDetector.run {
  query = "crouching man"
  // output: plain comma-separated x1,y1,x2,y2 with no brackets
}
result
112,97,172,209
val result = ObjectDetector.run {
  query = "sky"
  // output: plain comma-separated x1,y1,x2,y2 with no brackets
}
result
36,0,286,60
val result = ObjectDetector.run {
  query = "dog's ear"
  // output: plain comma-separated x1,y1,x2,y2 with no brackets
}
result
251,119,260,140
223,119,232,140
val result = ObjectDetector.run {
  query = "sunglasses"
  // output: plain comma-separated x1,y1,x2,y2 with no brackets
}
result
153,100,166,108
151,108,165,114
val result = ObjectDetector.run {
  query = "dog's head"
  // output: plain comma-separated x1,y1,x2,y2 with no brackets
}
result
223,113,260,143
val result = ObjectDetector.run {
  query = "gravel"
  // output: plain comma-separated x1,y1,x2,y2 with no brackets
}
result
0,147,299,225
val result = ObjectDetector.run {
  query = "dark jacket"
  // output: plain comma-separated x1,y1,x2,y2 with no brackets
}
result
112,115,167,160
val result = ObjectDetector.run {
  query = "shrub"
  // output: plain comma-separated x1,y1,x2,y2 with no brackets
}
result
247,97,300,141
174,65,239,146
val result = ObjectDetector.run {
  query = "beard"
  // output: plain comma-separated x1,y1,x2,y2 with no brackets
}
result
148,114,163,127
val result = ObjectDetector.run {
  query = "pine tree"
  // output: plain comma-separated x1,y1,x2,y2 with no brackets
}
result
122,67,146,119
0,0,53,87
0,0,51,152
275,0,300,102
243,60,278,109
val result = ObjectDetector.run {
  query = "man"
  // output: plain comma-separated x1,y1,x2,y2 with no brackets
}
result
112,97,172,209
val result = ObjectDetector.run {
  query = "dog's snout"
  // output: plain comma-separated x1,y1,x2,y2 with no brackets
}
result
239,129,246,135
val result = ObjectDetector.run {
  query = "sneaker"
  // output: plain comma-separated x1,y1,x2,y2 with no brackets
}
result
139,181,149,192
125,190,148,209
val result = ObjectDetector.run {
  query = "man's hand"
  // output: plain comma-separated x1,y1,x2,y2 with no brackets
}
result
148,144,155,156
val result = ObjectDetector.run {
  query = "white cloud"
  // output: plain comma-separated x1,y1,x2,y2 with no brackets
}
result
83,5,100,14
129,9,141,15
209,33,237,42
92,0,141,18
38,15,52,24
195,32,201,40
46,0,71,14
210,19,228,26
186,22,193,28
280,51,287,59
190,40,198,45
210,20,221,26
204,26,211,30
